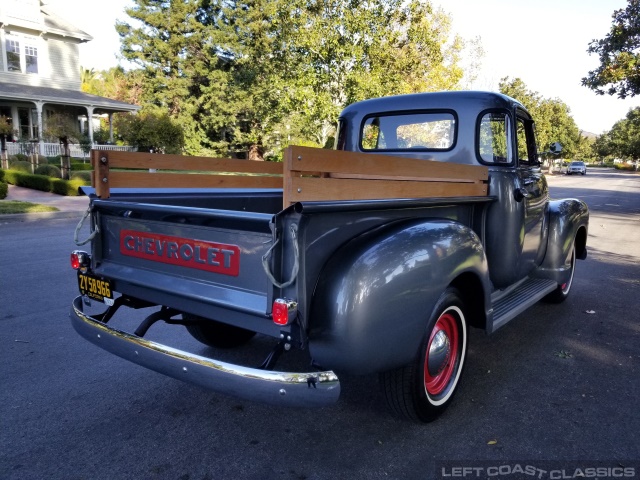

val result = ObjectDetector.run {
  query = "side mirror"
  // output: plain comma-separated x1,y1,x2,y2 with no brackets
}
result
549,142,562,154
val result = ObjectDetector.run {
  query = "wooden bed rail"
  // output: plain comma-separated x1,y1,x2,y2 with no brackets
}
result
282,146,489,205
91,147,489,207
91,150,283,199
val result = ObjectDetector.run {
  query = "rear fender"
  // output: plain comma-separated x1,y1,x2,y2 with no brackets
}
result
308,220,490,375
536,198,589,283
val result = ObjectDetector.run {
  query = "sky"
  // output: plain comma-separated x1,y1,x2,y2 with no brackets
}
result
48,0,640,134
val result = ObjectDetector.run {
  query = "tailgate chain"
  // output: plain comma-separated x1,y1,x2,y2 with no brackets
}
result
262,224,299,289
74,207,100,246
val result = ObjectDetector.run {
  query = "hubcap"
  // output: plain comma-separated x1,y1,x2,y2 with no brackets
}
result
424,312,459,396
427,330,451,377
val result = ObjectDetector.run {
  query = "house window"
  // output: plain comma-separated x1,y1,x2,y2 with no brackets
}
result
4,35,39,74
6,39,21,72
25,45,38,73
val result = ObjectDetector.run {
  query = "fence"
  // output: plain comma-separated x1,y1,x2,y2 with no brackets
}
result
4,142,136,158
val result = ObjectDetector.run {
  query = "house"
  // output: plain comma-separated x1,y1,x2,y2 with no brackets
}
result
0,0,139,157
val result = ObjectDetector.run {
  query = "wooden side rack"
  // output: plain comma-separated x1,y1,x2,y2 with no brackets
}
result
91,146,489,207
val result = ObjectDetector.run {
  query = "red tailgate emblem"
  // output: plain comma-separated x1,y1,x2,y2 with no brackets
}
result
120,230,240,276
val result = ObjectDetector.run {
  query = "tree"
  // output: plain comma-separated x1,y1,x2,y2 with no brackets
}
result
114,109,184,154
115,0,475,159
264,0,469,150
44,113,80,179
499,77,581,161
80,67,98,93
0,116,15,169
81,67,145,106
592,130,616,161
582,0,640,98
598,107,640,167
574,132,596,164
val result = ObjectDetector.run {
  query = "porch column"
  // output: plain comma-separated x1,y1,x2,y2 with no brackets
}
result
108,113,114,143
86,106,95,144
11,107,19,141
35,101,44,155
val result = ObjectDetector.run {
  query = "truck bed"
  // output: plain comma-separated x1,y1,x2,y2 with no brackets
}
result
84,146,492,332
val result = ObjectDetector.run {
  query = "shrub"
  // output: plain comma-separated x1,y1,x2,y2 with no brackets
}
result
48,155,85,165
614,163,635,171
6,171,51,190
0,169,4,181
8,160,32,173
35,164,62,178
71,162,93,171
11,153,27,162
0,181,7,199
71,171,92,182
50,178,87,196
2,169,89,195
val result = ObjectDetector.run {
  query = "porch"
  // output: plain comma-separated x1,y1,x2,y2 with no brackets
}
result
0,83,140,156
5,141,136,159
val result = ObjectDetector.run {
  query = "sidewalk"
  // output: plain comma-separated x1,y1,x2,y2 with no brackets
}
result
1,185,89,223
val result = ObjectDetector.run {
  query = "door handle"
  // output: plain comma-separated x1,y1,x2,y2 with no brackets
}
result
514,187,531,202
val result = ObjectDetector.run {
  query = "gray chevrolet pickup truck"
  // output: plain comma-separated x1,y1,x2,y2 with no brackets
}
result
69,91,589,422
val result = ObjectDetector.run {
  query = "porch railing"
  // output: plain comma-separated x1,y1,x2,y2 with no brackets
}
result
4,142,137,158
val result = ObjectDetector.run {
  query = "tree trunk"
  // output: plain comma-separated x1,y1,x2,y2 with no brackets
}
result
60,137,71,180
248,143,265,161
0,136,7,170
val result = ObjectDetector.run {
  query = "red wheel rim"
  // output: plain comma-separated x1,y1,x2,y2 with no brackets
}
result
424,312,459,396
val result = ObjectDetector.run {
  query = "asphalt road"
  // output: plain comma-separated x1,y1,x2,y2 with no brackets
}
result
1,169,639,480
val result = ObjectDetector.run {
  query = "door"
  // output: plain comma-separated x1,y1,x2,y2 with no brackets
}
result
515,112,548,278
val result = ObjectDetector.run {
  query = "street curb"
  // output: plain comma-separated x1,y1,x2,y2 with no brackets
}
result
0,210,85,224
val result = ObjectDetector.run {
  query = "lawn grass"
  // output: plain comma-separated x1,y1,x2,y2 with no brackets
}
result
0,201,59,214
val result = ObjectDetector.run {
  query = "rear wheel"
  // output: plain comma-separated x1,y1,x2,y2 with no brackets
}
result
380,287,468,423
544,244,576,304
184,314,256,348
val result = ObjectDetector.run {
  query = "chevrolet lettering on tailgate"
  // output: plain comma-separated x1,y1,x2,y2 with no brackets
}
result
120,230,240,276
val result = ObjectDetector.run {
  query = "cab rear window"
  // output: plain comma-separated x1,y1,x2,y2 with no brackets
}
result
361,112,456,151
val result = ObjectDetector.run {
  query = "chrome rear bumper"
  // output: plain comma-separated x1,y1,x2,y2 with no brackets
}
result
70,296,340,407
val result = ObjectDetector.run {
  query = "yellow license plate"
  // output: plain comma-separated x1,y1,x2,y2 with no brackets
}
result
77,272,113,302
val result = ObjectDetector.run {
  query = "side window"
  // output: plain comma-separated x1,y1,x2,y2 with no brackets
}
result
478,112,512,164
516,115,537,166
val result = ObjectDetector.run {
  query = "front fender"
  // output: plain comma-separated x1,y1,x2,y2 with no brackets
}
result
308,220,489,375
536,198,589,282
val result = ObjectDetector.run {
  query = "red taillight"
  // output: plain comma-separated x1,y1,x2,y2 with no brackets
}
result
70,250,90,270
272,299,297,326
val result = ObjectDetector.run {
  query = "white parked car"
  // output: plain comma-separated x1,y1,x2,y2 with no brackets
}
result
567,161,586,175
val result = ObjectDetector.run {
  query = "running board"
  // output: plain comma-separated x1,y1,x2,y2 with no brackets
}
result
490,278,557,333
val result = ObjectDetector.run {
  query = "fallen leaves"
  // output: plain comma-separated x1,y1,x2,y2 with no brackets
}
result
555,350,573,359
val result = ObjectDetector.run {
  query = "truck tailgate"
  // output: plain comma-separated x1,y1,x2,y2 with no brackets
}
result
90,199,274,317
